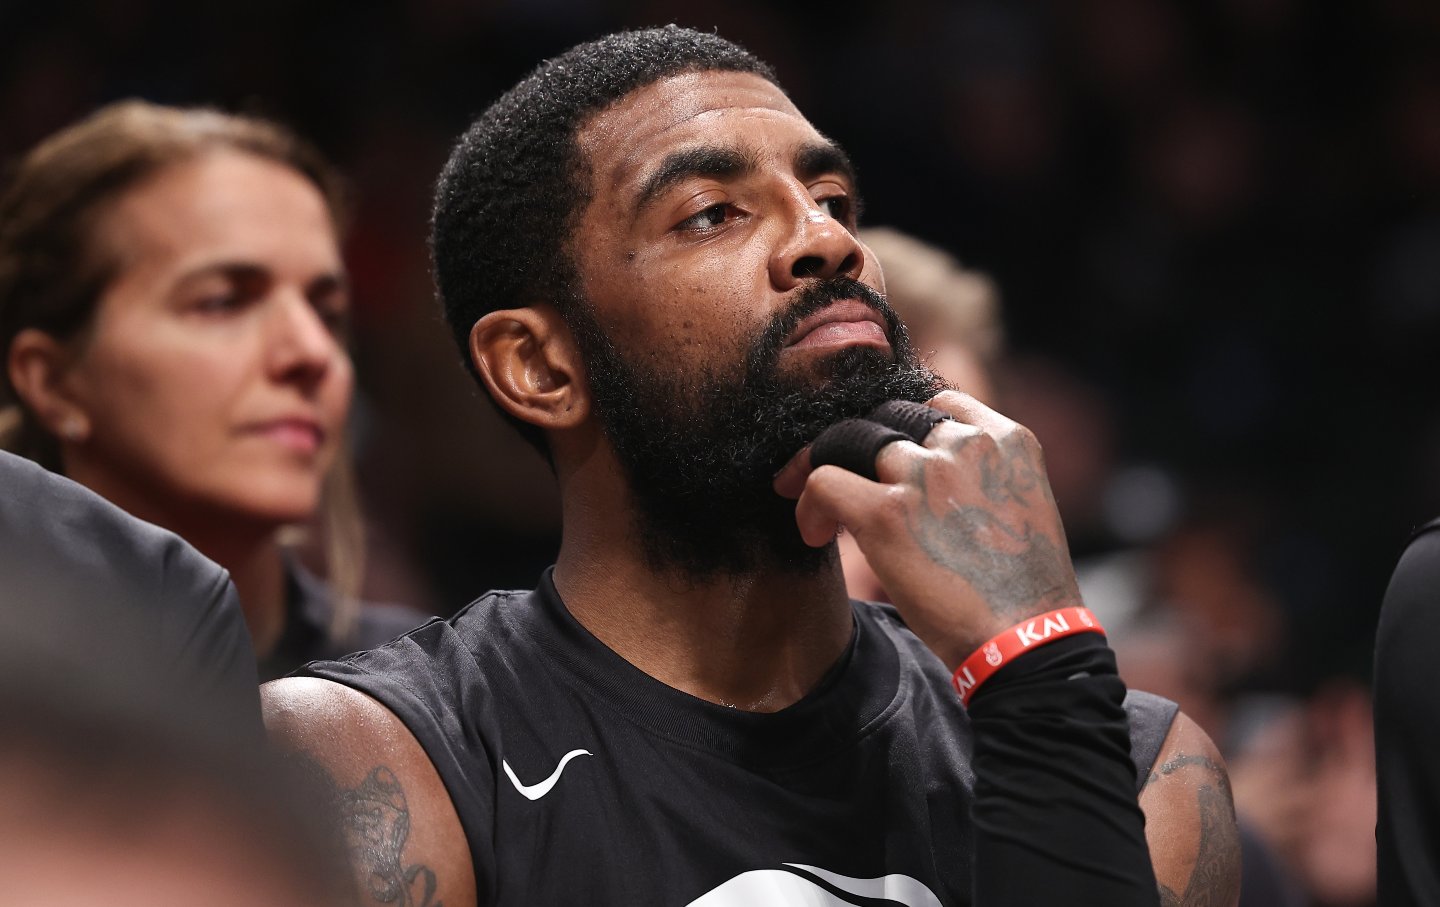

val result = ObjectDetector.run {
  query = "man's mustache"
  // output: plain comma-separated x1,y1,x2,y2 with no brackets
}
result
745,277,906,376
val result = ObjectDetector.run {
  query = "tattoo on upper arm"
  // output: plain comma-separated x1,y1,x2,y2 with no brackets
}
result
293,756,445,907
341,767,445,907
1147,754,1240,907
1144,753,1227,792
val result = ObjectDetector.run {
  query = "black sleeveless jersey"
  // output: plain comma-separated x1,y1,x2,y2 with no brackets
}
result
300,569,1177,906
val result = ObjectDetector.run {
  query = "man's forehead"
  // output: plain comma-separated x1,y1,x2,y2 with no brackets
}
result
577,70,822,184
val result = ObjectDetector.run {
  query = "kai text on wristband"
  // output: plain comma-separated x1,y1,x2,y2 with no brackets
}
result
951,606,1106,705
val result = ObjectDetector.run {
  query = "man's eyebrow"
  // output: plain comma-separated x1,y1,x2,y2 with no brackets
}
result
795,141,858,187
634,145,758,215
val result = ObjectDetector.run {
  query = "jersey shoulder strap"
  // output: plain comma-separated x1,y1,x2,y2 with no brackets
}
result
1123,689,1179,793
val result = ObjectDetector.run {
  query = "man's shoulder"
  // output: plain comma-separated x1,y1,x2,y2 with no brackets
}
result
322,585,537,660
0,450,230,606
1376,517,1440,727
850,597,927,655
260,675,480,904
1377,517,1440,679
291,586,542,728
0,451,259,732
852,596,1177,784
1381,517,1440,624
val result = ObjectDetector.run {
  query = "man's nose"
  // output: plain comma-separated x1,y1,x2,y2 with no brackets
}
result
768,196,865,291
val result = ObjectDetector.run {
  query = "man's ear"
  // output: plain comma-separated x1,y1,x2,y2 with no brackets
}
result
469,304,588,433
6,328,92,443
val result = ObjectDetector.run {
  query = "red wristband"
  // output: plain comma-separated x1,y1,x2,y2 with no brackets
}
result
951,606,1106,705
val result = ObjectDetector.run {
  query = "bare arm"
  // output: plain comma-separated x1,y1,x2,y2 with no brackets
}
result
1141,711,1243,907
261,677,476,907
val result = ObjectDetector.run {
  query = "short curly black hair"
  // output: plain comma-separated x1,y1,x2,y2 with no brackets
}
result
430,26,778,452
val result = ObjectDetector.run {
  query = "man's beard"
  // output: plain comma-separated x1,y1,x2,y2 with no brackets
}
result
566,276,947,580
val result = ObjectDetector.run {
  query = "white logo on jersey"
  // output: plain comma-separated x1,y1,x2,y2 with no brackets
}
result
502,749,592,801
686,864,941,906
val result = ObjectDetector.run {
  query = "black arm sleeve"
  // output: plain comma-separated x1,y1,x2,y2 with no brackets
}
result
1376,520,1440,907
968,632,1159,907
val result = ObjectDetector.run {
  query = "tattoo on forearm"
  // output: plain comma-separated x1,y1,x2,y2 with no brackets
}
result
1149,754,1240,907
907,447,1074,622
294,758,444,907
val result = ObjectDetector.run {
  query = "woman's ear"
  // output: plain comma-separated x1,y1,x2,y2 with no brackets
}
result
6,328,92,443
468,304,588,434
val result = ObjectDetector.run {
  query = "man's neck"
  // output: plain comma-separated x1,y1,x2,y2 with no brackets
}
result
554,548,854,713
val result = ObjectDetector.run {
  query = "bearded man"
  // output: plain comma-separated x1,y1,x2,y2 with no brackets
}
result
263,26,1239,907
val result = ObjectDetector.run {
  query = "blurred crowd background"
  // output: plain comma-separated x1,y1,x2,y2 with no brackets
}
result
7,1,1440,904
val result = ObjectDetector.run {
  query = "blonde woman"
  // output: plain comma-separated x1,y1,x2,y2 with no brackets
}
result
0,101,421,679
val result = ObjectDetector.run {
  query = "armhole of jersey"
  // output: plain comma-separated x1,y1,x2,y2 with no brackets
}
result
1124,690,1180,794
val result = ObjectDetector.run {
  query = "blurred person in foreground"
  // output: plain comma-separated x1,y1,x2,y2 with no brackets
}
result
265,26,1237,906
0,100,423,680
0,611,353,907
1375,517,1440,906
0,447,260,737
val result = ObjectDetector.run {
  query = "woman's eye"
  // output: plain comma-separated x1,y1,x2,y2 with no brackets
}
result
193,293,241,313
677,204,730,232
314,302,351,335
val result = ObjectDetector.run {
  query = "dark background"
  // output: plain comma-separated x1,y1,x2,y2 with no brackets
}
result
5,0,1440,691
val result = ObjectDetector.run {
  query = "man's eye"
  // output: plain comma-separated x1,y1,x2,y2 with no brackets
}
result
818,196,851,222
677,204,730,232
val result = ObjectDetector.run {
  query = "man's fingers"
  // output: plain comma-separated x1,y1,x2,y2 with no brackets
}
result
773,416,909,499
773,446,812,500
866,400,952,444
808,419,911,481
794,425,941,548
773,392,1016,502
925,389,1017,437
793,464,893,547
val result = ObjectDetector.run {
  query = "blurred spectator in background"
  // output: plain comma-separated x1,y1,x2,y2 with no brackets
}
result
838,226,1005,603
0,100,423,680
856,226,1005,405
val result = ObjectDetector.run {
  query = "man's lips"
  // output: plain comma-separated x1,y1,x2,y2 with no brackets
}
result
783,300,890,351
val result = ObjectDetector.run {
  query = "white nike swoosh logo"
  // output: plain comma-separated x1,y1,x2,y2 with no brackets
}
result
502,749,592,800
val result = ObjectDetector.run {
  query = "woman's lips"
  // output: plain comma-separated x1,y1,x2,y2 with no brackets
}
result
244,419,325,455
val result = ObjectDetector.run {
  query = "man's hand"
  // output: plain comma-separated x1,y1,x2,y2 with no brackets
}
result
773,389,1081,669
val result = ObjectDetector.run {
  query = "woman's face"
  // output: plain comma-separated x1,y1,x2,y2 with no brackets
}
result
60,150,353,529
